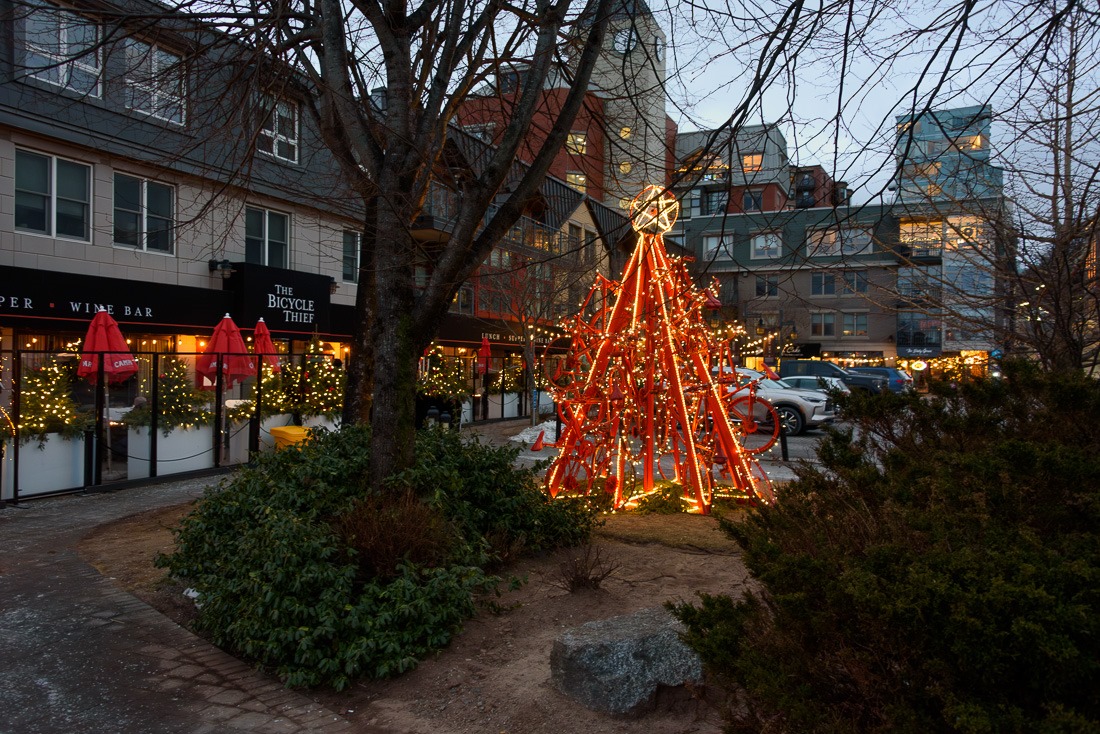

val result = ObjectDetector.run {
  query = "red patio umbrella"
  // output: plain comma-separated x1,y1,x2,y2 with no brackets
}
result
196,314,255,389
77,308,138,383
252,318,280,373
478,336,492,376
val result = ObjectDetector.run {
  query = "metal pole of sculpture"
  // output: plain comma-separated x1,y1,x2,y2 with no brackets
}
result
545,186,776,513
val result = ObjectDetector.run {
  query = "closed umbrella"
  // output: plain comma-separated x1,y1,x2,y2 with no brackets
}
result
478,336,491,376
252,318,280,373
77,308,138,473
196,314,255,389
77,308,138,383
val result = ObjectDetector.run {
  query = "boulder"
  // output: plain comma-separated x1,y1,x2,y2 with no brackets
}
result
550,606,703,715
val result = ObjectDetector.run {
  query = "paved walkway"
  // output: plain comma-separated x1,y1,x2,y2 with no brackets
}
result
0,417,800,734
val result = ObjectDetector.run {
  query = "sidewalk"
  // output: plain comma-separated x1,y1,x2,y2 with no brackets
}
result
0,421,796,733
0,478,363,734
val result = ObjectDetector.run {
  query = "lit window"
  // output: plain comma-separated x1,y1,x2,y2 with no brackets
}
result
342,230,359,282
123,40,185,124
811,312,835,337
618,197,631,209
245,207,289,268
806,229,839,257
565,172,586,193
619,161,632,174
743,190,763,211
20,0,100,97
842,313,868,337
566,132,587,155
15,149,91,240
257,96,299,163
741,153,763,173
751,232,781,259
619,126,632,139
114,173,174,254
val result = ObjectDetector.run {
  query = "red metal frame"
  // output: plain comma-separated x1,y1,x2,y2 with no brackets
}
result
545,187,774,513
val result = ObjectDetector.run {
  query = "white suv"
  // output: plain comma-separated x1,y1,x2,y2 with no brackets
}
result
733,368,838,435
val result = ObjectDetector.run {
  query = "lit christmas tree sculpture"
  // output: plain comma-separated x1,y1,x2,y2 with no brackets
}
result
545,186,775,513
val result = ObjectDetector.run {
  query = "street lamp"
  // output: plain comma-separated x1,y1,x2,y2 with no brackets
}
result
756,319,766,337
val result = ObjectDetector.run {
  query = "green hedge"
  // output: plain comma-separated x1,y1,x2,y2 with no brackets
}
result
671,362,1100,733
159,425,596,690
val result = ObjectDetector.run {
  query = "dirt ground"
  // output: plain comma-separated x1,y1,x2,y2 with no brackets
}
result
79,503,753,734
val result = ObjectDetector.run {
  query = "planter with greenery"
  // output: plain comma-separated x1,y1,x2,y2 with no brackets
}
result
417,347,471,427
158,425,597,690
124,358,215,478
281,336,345,429
2,357,90,498
225,365,296,458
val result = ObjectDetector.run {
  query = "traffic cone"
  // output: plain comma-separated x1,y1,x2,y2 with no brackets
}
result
531,430,545,451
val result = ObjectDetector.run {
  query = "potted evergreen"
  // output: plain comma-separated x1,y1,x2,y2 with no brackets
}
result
2,357,90,499
123,358,215,478
283,336,345,432
417,346,471,427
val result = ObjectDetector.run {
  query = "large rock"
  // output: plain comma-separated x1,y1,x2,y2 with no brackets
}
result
550,606,703,715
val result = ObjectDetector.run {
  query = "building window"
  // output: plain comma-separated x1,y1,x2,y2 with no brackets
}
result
257,96,299,163
245,207,289,268
612,28,637,54
618,197,631,209
811,312,835,337
462,123,495,143
755,274,779,297
751,232,781,259
122,40,185,125
842,312,868,337
701,189,728,216
450,283,475,314
839,226,872,255
742,190,763,211
15,149,91,240
566,132,587,155
619,126,632,139
806,228,839,257
741,153,763,173
113,173,174,253
20,0,100,97
342,230,359,282
619,161,633,175
702,235,730,258
811,272,836,296
843,270,869,293
565,172,587,193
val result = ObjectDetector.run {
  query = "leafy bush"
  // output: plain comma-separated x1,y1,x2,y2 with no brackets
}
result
390,427,599,563
671,361,1100,733
159,424,596,689
634,481,690,514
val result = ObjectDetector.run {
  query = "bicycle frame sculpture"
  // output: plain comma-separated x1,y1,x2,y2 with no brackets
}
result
545,186,777,513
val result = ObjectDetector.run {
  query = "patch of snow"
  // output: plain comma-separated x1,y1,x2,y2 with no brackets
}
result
510,420,559,444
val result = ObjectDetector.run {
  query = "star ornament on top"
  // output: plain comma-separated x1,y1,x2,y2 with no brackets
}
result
630,185,679,235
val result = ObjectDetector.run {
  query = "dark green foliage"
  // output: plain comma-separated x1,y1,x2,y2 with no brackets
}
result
390,427,600,563
159,424,597,690
671,362,1100,733
635,481,690,514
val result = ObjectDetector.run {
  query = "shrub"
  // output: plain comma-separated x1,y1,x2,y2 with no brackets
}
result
552,543,622,591
159,423,597,690
671,361,1100,733
391,427,599,563
634,481,690,514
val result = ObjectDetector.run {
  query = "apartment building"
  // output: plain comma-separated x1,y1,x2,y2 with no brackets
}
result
672,106,1008,376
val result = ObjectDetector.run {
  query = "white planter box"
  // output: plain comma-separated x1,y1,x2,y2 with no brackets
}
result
488,392,521,419
128,425,216,479
2,434,86,500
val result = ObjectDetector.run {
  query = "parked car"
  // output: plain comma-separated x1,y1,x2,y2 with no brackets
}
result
849,366,914,393
778,359,888,394
732,368,838,436
781,375,851,396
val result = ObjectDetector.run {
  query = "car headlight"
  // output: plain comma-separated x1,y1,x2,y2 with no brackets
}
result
804,397,823,403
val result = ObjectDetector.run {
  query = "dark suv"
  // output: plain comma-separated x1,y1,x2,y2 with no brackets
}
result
778,360,888,394
849,366,914,393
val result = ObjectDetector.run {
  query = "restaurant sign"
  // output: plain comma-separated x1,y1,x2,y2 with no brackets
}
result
226,262,332,335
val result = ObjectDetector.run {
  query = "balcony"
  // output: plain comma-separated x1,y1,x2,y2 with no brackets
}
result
897,238,943,263
412,184,459,242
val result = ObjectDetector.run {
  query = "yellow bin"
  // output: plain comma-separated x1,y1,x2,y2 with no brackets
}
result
269,425,311,450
